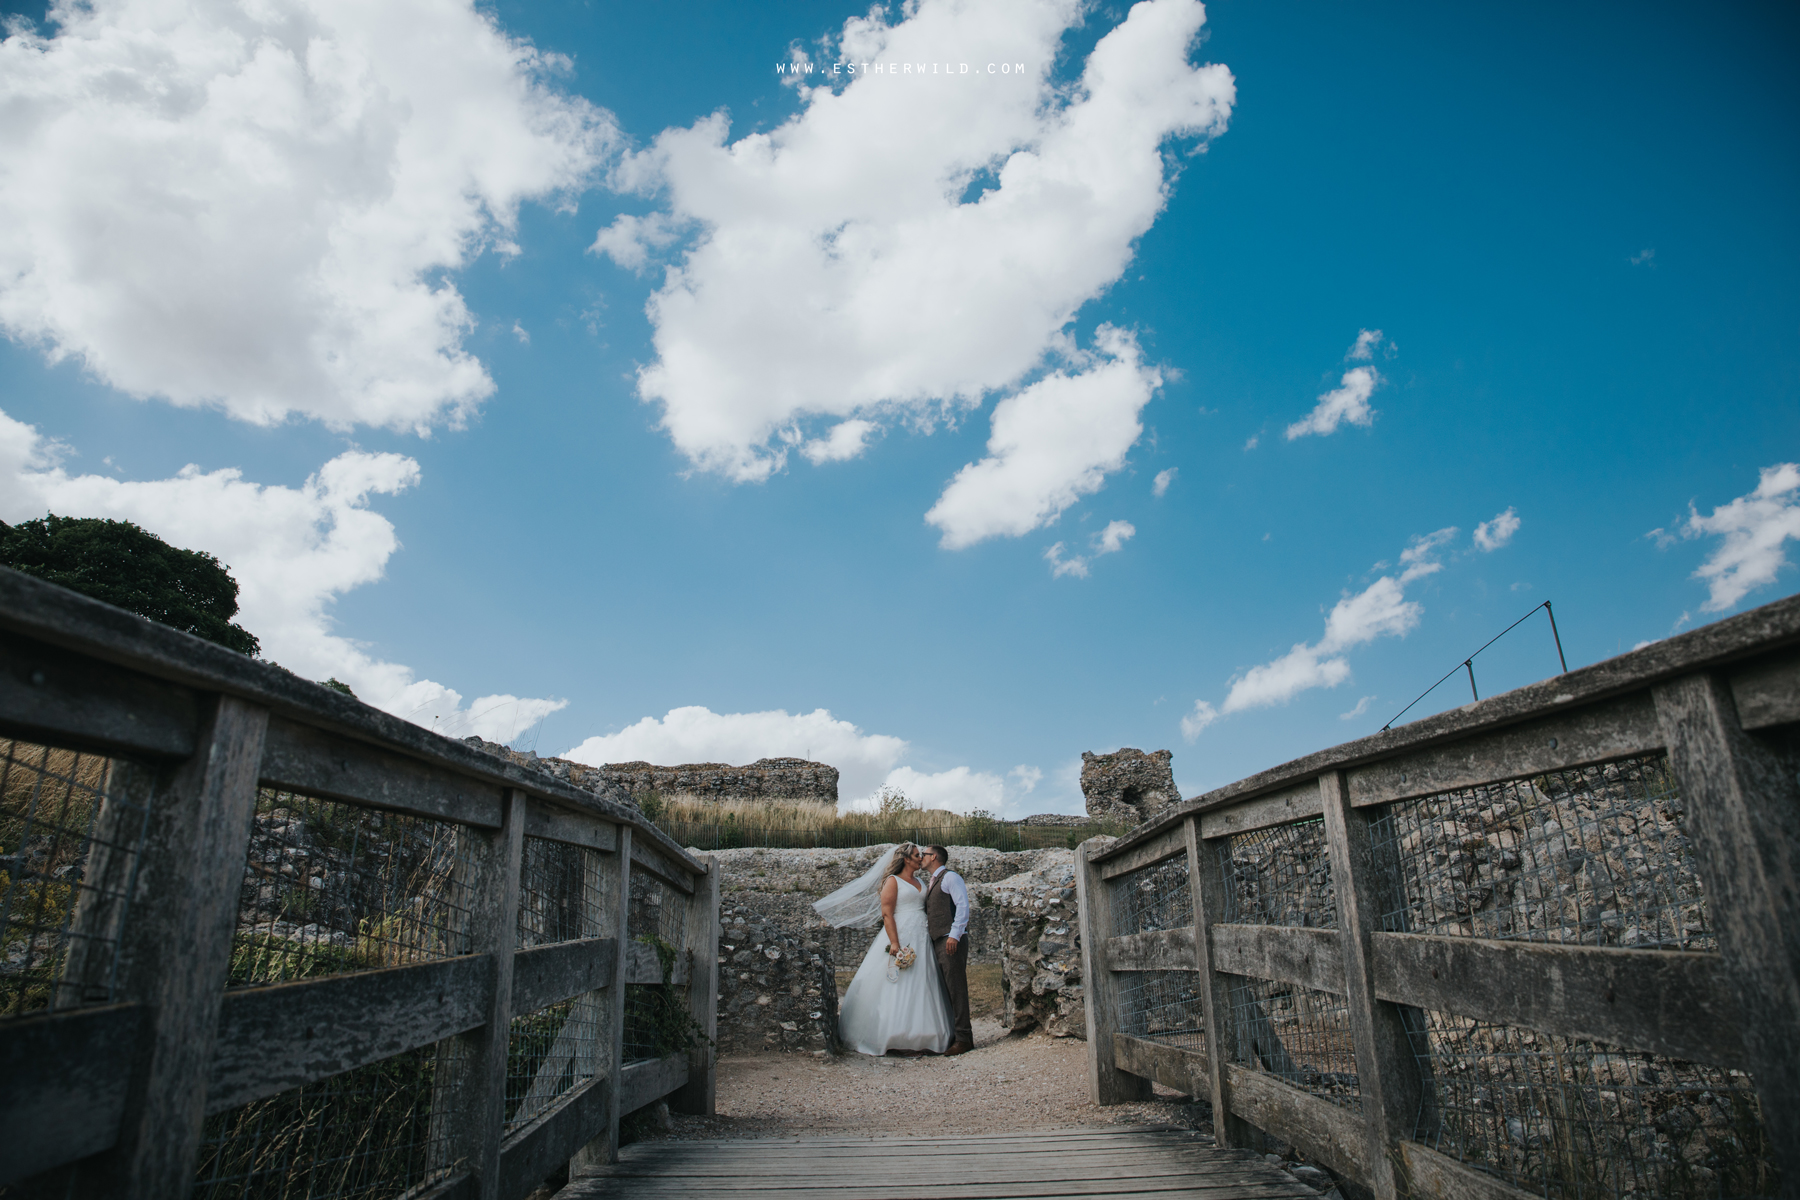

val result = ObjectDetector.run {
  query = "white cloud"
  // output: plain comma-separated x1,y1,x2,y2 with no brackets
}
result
1153,467,1178,497
1339,695,1375,720
1044,541,1088,579
1244,435,1260,451
0,409,562,741
0,0,613,433
511,322,531,346
1474,507,1520,552
591,212,684,274
1399,526,1458,579
614,0,1233,484
1179,700,1218,741
873,765,1005,816
926,326,1160,548
563,705,908,805
1183,529,1456,737
1286,366,1380,440
1009,764,1043,794
1348,329,1383,361
1095,519,1136,554
1631,248,1656,267
1042,515,1136,579
1681,462,1800,611
800,419,878,465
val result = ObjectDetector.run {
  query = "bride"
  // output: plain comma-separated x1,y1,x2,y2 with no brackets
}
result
814,842,952,1056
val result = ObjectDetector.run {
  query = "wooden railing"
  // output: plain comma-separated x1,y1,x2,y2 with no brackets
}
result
1079,593,1800,1200
0,567,718,1200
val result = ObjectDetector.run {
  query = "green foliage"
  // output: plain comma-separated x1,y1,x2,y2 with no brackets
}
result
623,934,711,1061
637,789,665,821
956,808,1000,847
320,677,356,697
0,515,259,655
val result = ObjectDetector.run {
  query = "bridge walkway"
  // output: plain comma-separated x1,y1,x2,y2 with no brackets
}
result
558,1127,1320,1200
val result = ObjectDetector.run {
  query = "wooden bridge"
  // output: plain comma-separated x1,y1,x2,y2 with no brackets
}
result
1078,594,1800,1200
561,1128,1321,1199
0,563,1795,1200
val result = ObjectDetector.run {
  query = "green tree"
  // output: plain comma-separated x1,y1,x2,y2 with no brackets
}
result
0,515,260,655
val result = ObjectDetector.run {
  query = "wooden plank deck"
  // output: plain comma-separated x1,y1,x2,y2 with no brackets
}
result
557,1127,1321,1199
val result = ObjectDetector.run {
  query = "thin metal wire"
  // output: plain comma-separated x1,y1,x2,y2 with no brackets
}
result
506,996,602,1131
628,872,686,952
192,1042,461,1200
1229,976,1359,1109
517,837,602,948
1218,818,1337,928
1110,855,1193,938
0,738,152,1018
1118,970,1206,1051
1403,1009,1775,1199
231,791,479,986
1383,601,1566,730
1370,754,1709,948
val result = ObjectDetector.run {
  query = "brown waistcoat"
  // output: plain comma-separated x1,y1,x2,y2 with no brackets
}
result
924,869,958,940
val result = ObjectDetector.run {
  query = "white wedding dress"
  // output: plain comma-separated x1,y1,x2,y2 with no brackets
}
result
837,876,952,1056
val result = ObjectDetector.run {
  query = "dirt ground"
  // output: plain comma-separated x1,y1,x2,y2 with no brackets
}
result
639,1013,1210,1143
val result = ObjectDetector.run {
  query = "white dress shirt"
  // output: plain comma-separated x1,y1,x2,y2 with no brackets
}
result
928,865,970,943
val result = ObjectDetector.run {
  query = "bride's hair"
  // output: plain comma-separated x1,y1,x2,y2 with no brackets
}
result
886,843,920,878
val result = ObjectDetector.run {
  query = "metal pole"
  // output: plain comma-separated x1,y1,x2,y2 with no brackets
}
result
1464,660,1479,702
1545,601,1569,673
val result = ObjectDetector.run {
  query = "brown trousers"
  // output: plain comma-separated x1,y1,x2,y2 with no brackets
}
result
933,934,973,1047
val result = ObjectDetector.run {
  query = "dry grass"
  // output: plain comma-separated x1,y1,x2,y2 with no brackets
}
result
649,792,966,831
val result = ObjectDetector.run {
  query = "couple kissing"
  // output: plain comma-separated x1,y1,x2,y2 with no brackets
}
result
814,842,974,1058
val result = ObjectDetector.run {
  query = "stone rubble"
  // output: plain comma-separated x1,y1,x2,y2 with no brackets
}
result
1081,748,1182,826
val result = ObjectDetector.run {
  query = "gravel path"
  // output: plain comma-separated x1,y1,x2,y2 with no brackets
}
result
643,1018,1210,1142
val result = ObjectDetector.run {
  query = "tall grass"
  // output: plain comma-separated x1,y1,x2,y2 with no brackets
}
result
639,790,1126,852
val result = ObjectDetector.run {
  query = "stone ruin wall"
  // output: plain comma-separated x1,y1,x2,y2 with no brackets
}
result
600,758,839,808
1081,747,1183,827
459,738,839,810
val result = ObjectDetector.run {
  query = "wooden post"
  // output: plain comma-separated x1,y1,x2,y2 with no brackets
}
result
1076,839,1151,1104
57,759,157,1010
671,855,718,1116
446,788,526,1200
1185,813,1255,1149
572,826,633,1175
1321,770,1424,1200
85,694,268,1199
1653,672,1800,1186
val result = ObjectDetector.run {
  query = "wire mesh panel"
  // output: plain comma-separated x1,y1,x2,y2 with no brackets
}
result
505,996,601,1131
517,836,603,947
1403,1009,1776,1199
1371,754,1710,947
193,1042,463,1200
1119,970,1206,1051
0,738,152,1018
622,867,693,1064
1109,854,1193,938
231,790,478,987
1218,817,1337,928
1229,976,1359,1109
627,870,686,951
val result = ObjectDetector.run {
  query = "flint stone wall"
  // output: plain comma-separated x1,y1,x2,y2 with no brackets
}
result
716,905,840,1054
987,849,1088,1039
602,758,839,807
459,739,839,810
1081,748,1182,827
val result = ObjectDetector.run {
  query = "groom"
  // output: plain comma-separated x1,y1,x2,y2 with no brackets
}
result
922,845,973,1056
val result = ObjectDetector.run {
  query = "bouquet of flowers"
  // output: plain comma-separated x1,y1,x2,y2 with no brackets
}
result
885,944,917,982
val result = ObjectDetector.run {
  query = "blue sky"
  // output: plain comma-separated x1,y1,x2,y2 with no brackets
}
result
1,0,1796,814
